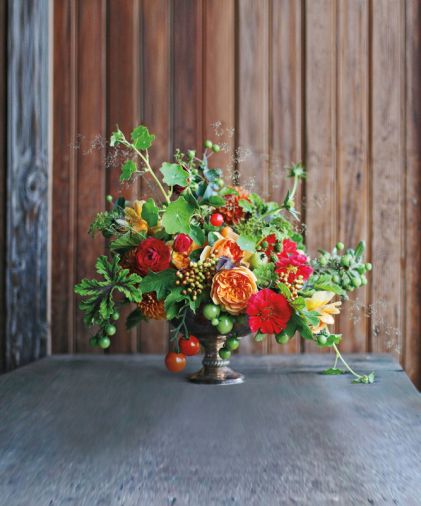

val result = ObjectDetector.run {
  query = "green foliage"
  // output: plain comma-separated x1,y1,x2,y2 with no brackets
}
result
162,196,195,235
320,368,346,376
164,287,186,320
110,128,124,147
131,125,155,150
160,163,189,187
141,198,159,227
110,231,145,253
140,269,177,300
120,160,137,182
352,372,375,384
74,255,142,326
237,234,257,252
254,263,277,288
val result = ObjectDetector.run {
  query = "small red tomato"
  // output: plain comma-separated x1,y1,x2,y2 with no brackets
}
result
210,213,224,227
179,335,200,356
165,352,186,373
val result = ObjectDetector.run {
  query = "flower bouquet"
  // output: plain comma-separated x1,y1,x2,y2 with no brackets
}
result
75,125,374,385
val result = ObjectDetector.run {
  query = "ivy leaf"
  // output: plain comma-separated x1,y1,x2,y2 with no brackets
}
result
160,162,189,187
120,160,137,182
110,231,145,253
189,224,206,246
320,368,347,375
162,197,194,235
126,308,146,329
237,234,256,253
140,269,177,300
141,198,159,227
130,125,155,150
110,128,124,147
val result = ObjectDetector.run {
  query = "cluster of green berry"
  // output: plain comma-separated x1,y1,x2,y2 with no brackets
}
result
89,311,120,349
202,303,240,359
176,257,218,300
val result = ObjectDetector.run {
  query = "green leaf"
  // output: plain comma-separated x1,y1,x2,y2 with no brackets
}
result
160,163,189,187
110,231,145,253
238,199,254,213
290,296,306,311
110,128,124,147
141,198,159,227
164,287,186,320
297,319,314,341
207,195,225,206
162,197,194,235
140,269,177,300
284,317,297,338
278,282,292,299
237,234,256,252
254,263,276,288
300,308,320,327
120,160,137,182
352,372,375,384
354,240,366,261
130,125,155,150
207,231,219,246
314,282,345,296
320,367,346,375
189,224,206,246
126,308,146,329
220,187,238,196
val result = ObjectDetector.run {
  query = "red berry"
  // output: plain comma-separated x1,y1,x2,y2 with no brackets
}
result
165,352,186,373
210,213,224,227
179,335,200,356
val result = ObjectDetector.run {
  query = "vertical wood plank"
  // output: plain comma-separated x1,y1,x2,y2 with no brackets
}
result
0,0,6,370
107,0,141,353
139,0,172,353
237,0,269,354
6,0,49,368
370,0,404,355
304,0,337,352
203,0,235,173
75,0,107,353
268,0,303,354
336,0,369,352
52,0,76,353
403,0,421,386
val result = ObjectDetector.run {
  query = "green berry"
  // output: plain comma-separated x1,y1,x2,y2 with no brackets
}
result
212,144,221,153
217,316,234,335
225,337,240,351
99,336,111,349
365,262,372,271
105,324,116,336
187,149,196,159
211,318,219,326
219,348,231,360
361,275,368,286
341,254,352,267
275,331,289,345
336,242,345,250
317,334,328,345
89,336,98,348
250,252,269,269
106,195,113,203
112,311,120,321
332,274,340,284
319,256,328,267
215,177,224,187
204,139,213,149
203,303,221,320
351,274,361,288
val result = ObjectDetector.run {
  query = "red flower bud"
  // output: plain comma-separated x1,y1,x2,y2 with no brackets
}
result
173,233,193,253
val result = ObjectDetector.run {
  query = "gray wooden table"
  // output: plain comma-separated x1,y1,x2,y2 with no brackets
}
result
0,354,420,506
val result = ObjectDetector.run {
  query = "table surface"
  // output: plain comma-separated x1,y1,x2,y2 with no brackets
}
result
0,354,420,506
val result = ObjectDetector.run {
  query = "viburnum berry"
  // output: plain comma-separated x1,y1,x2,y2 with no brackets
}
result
210,213,224,227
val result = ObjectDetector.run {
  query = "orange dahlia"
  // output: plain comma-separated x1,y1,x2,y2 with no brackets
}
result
211,266,258,315
138,292,166,320
217,187,250,225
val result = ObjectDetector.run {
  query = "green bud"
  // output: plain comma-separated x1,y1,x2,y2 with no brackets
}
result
204,139,213,149
336,242,345,250
212,144,221,153
106,195,113,203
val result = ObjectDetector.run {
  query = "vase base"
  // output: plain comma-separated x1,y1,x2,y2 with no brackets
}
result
188,366,244,385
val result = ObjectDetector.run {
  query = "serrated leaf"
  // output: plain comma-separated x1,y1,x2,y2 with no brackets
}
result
141,197,159,227
110,128,124,147
237,234,256,252
160,162,189,187
120,160,137,182
110,231,145,253
131,125,155,150
140,269,177,300
320,368,346,375
162,197,194,235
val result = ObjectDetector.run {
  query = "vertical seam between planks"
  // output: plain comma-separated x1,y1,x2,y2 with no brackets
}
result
367,0,373,352
300,0,306,353
234,0,239,186
202,0,206,148
138,0,144,353
268,0,273,354
334,0,340,339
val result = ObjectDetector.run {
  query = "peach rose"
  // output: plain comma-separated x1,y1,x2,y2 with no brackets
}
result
201,238,244,264
211,266,258,315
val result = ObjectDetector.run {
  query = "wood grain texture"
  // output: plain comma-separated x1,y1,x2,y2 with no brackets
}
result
403,0,421,388
0,0,7,371
6,0,49,369
370,0,404,355
2,354,421,504
336,0,369,352
237,0,269,355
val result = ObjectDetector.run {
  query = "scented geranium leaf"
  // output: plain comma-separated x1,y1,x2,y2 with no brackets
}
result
126,308,146,329
237,234,256,253
160,163,189,187
189,224,206,246
120,160,137,182
254,263,276,288
162,197,194,235
110,231,145,253
140,269,177,300
131,125,155,150
110,128,124,147
320,367,346,376
141,197,159,227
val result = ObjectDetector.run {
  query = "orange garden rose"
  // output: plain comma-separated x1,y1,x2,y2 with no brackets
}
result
211,266,258,315
210,238,244,263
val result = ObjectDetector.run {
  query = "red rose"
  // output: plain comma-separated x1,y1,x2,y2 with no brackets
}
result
246,288,292,334
275,239,313,283
135,237,171,275
173,233,193,253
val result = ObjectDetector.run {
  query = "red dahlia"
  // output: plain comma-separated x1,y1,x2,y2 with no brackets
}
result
275,239,313,284
246,288,292,334
135,237,171,275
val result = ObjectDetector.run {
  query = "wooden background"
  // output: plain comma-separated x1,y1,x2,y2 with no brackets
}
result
51,0,421,385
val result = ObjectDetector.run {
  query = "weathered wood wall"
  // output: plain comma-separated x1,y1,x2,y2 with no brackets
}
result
3,0,50,371
52,0,421,385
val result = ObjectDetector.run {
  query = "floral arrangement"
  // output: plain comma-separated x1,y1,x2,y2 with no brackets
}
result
75,125,374,383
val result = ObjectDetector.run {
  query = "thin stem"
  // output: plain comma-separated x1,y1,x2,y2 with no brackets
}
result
289,175,299,201
332,343,363,379
333,352,339,369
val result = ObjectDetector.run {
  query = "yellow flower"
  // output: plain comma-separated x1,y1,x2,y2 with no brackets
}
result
305,291,341,334
172,251,190,270
125,200,148,233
